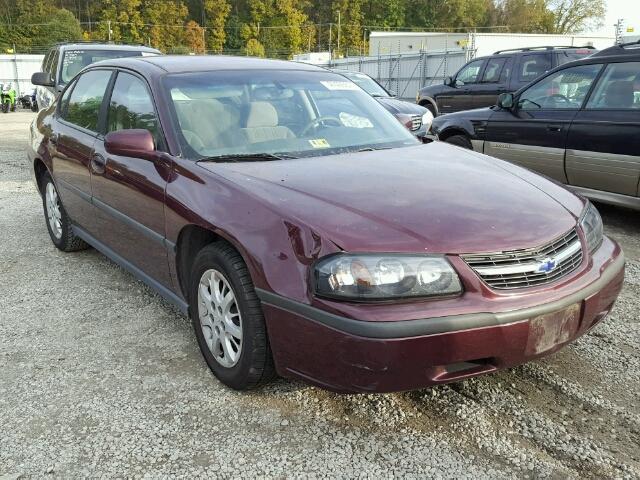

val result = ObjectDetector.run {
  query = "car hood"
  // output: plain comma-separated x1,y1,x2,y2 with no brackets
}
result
199,143,583,254
376,97,427,115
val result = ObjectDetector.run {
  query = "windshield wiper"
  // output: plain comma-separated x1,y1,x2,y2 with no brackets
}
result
356,146,393,152
198,152,297,163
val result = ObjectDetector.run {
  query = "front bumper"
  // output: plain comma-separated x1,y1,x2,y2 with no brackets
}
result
259,238,625,393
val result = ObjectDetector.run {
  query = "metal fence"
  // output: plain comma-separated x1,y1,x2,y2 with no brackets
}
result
0,54,44,97
327,50,474,101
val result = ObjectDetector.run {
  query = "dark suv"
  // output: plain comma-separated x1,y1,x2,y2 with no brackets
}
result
429,41,640,210
416,46,595,116
31,42,160,111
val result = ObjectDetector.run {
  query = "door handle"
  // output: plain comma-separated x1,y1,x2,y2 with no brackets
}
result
90,153,106,175
547,125,563,132
50,133,59,146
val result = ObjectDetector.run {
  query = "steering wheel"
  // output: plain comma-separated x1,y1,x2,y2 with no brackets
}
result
546,93,571,106
301,116,342,136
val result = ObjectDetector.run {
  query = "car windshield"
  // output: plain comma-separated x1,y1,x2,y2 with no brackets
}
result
164,69,417,160
338,71,390,97
60,49,152,84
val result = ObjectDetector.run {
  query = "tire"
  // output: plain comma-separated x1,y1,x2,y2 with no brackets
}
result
423,103,436,118
41,173,89,252
444,134,473,150
190,241,276,390
1,102,7,113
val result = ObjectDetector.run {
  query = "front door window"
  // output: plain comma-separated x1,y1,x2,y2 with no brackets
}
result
518,64,602,110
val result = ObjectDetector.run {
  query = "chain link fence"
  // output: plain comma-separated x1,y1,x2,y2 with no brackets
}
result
326,50,474,101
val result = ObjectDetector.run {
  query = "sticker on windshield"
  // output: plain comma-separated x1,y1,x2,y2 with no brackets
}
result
309,138,331,148
320,81,360,91
339,112,373,128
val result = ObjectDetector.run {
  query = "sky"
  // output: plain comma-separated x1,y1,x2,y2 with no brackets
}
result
589,0,640,37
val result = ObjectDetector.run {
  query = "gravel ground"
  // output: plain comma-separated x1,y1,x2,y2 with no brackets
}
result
0,111,639,479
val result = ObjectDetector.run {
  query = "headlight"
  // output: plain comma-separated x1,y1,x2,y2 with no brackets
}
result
313,254,462,301
580,202,603,254
422,110,434,131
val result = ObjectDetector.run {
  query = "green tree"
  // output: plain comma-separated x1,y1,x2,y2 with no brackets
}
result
142,0,189,51
204,0,231,52
548,0,605,33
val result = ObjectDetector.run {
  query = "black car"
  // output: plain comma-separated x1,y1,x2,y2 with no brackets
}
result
333,70,432,138
430,41,640,210
416,46,595,116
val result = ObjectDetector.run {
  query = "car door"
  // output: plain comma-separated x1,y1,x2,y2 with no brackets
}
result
91,70,173,288
474,56,511,108
484,63,603,183
51,69,114,235
566,61,640,197
437,58,486,114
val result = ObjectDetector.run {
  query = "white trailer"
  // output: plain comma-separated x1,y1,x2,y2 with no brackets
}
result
0,54,45,97
368,32,615,57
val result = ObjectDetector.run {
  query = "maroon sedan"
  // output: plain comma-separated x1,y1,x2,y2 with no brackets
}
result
28,56,624,393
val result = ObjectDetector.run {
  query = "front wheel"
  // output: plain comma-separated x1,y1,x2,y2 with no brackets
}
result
190,242,276,390
41,173,88,252
444,134,473,150
1,102,8,113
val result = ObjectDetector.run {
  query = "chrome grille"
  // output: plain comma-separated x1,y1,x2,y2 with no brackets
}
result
462,229,583,290
410,115,422,131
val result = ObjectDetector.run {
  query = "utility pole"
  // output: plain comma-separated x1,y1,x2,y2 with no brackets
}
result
202,26,206,54
329,22,332,58
107,20,111,42
337,11,341,58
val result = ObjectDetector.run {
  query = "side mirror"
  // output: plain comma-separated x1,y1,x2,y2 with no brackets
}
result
444,76,453,86
497,92,515,109
31,72,55,87
105,129,156,159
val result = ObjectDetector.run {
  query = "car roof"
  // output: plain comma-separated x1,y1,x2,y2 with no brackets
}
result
90,55,327,74
589,41,640,58
57,42,161,54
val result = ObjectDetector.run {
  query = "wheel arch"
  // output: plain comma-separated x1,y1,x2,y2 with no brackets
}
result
438,127,470,143
174,223,259,302
32,157,49,196
418,96,438,115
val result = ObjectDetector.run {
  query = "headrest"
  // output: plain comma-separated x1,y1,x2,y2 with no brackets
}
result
604,80,633,107
246,101,278,128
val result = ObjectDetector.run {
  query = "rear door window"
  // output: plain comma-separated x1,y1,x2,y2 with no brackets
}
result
519,54,552,82
586,62,640,109
481,57,507,83
62,69,113,132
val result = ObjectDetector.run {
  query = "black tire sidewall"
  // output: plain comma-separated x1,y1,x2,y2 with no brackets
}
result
445,135,472,150
189,244,269,390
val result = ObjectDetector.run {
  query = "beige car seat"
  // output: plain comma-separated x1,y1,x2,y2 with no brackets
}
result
239,101,295,144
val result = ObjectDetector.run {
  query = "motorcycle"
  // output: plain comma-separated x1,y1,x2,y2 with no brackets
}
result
18,89,37,111
1,83,17,113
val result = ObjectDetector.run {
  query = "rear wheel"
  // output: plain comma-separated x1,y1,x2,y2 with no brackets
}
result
444,134,473,150
190,242,276,390
1,102,8,113
41,173,88,252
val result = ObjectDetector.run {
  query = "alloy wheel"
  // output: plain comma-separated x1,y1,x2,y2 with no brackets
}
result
45,182,62,239
197,269,243,368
